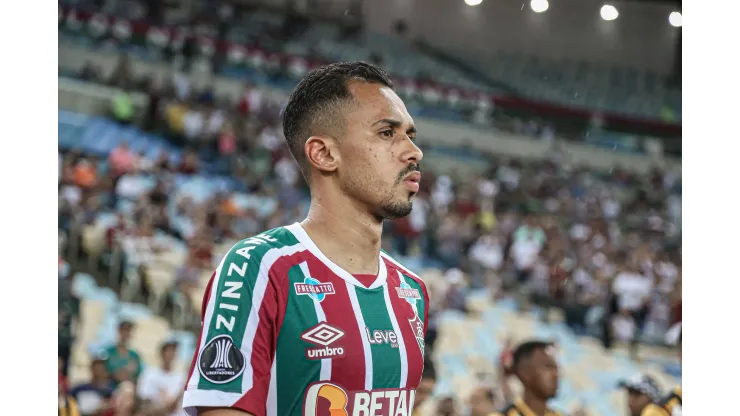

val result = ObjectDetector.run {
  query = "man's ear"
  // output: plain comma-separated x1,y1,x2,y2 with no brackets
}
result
304,135,339,173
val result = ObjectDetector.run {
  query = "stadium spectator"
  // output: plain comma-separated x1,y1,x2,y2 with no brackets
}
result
137,341,184,416
412,356,437,416
111,90,134,125
493,340,562,416
618,374,662,416
59,268,80,380
108,143,135,179
102,321,143,385
59,378,82,416
468,386,498,416
110,381,142,416
70,357,115,416
610,259,653,347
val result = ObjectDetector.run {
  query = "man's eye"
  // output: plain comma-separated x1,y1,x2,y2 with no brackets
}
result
380,130,394,137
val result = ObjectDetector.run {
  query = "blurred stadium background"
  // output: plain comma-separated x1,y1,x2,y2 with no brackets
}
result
57,0,681,414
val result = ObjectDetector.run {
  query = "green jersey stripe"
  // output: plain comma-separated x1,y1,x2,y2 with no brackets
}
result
355,285,403,390
273,263,322,415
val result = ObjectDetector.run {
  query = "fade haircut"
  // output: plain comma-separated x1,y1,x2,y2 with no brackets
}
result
512,340,553,370
281,61,394,177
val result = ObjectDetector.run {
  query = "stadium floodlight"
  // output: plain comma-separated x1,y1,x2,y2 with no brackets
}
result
669,11,682,27
600,4,619,21
531,0,549,13
465,0,483,6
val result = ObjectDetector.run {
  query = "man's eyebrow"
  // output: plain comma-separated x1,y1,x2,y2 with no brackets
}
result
373,118,417,134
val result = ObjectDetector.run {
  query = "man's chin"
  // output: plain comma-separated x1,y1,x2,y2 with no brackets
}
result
379,201,414,219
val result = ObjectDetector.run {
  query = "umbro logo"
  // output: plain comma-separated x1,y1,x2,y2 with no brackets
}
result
301,322,346,360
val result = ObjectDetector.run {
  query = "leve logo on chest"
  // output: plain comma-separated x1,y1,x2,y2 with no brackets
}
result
304,382,416,416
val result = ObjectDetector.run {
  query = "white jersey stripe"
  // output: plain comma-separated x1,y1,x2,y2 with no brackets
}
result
383,280,408,388
239,243,306,394
298,261,331,381
380,251,421,280
346,281,374,390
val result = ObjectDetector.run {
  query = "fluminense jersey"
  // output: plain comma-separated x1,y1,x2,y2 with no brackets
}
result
183,223,429,416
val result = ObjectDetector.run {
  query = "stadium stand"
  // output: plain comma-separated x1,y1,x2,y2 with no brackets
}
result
58,1,681,415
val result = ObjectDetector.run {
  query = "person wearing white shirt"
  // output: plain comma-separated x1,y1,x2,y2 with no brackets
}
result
183,109,205,142
138,341,186,416
611,263,654,353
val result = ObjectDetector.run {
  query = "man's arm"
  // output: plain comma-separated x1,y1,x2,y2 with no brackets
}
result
182,234,290,416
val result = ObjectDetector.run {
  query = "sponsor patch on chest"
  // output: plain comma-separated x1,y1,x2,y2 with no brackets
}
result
304,382,416,416
294,277,335,302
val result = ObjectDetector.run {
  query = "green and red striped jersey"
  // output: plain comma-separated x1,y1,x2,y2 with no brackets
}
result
183,223,429,416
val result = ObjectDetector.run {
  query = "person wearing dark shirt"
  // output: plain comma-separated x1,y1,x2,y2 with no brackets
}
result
59,275,80,379
70,357,115,416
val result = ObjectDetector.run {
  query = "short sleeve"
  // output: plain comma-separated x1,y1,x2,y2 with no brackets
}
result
182,235,290,416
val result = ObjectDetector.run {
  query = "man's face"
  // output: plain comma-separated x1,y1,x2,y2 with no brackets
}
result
118,325,132,344
626,389,652,416
162,345,177,366
91,361,108,380
414,377,435,409
334,81,423,220
522,348,559,399
468,387,495,416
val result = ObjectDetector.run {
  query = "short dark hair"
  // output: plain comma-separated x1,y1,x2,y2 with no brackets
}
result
282,61,394,174
512,340,553,370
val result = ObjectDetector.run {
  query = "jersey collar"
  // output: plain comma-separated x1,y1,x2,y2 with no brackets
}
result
286,222,389,289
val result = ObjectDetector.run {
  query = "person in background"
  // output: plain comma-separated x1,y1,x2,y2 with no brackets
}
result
102,321,143,385
617,374,663,416
493,340,563,416
412,356,437,416
497,337,515,404
436,397,460,416
60,377,82,416
59,266,80,381
138,341,185,416
468,386,497,416
112,89,134,125
110,381,143,416
108,142,135,180
70,357,115,416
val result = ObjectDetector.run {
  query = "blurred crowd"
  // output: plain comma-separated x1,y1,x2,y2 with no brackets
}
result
59,62,681,414
58,3,681,415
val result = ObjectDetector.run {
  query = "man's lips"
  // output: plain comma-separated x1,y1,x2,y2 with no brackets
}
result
403,172,421,192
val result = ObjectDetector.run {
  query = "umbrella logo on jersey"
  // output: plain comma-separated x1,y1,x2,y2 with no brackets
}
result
396,281,421,307
197,334,245,384
295,277,335,303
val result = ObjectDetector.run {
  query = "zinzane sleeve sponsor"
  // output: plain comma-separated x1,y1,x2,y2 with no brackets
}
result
183,234,294,416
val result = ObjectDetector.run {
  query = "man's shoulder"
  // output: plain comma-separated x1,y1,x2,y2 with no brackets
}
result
221,226,305,263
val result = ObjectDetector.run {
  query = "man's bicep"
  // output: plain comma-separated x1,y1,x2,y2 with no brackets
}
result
183,237,286,415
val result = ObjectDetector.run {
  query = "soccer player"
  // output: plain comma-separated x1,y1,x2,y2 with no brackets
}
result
182,61,428,416
492,340,563,416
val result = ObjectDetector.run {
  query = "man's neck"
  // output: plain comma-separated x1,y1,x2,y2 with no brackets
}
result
522,390,548,416
301,195,383,275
